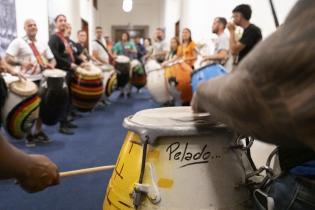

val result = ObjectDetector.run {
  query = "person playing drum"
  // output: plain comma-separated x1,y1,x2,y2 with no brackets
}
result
192,1,315,209
0,58,59,193
5,19,56,147
201,17,230,67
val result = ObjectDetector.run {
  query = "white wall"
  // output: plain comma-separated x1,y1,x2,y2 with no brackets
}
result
161,0,181,42
162,0,298,45
15,0,49,43
98,0,162,39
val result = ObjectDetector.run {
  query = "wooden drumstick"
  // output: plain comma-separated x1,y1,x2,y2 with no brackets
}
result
60,165,115,178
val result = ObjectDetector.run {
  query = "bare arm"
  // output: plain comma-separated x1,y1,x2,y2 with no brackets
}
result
193,0,315,150
228,29,245,56
203,50,228,62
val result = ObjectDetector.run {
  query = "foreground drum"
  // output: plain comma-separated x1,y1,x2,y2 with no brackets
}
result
115,55,130,88
191,63,227,92
39,69,69,125
130,59,146,90
145,59,172,104
1,79,40,139
104,107,252,210
164,62,193,105
99,64,118,97
71,66,104,112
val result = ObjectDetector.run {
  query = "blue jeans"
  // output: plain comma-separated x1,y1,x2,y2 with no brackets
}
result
253,174,315,210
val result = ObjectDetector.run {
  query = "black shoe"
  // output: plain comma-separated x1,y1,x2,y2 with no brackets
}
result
119,92,124,98
71,111,82,118
59,126,74,135
25,135,36,147
34,131,52,144
66,122,78,129
126,93,131,98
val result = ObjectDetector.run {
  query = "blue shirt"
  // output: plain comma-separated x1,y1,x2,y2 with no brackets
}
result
290,160,315,177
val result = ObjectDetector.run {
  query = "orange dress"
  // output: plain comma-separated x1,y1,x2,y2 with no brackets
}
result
177,41,197,67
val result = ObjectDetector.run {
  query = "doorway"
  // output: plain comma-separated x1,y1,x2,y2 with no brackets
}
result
175,21,180,39
112,25,149,43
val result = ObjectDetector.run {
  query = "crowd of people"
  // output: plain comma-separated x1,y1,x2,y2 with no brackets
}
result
0,1,314,209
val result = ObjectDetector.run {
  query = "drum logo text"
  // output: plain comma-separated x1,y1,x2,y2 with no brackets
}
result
166,142,218,168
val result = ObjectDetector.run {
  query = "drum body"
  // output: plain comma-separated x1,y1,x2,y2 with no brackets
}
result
104,107,252,210
71,66,104,112
145,60,172,104
130,59,146,90
164,62,193,105
39,69,69,125
191,63,227,93
115,55,130,88
100,64,117,97
1,80,40,139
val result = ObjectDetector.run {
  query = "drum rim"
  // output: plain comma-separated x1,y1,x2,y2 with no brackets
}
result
192,63,227,75
123,109,231,144
9,80,38,96
42,69,67,78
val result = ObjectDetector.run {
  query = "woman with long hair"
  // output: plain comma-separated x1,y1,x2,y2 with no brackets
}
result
177,28,197,68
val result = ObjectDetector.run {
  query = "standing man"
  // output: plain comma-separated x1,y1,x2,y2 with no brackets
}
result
152,27,168,63
48,15,78,135
134,36,146,62
92,26,111,65
201,17,229,66
6,19,56,147
227,4,262,65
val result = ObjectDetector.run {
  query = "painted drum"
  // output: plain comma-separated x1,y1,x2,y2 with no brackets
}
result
144,59,172,104
1,79,40,139
130,59,146,90
71,65,104,112
99,65,118,97
191,63,228,93
39,69,69,125
103,107,252,210
114,55,130,88
164,62,193,106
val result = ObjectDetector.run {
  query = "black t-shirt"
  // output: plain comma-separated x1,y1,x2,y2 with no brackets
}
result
238,24,262,62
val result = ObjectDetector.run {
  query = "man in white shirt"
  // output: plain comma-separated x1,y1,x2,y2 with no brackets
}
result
201,17,229,66
92,26,110,65
152,27,168,63
5,19,56,147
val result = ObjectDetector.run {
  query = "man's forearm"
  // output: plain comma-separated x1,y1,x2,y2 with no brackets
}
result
229,32,238,55
5,54,22,66
0,134,30,179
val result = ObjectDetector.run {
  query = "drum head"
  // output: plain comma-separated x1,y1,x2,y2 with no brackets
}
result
144,59,162,73
124,107,228,144
116,55,130,63
42,69,66,78
10,80,38,96
76,66,101,77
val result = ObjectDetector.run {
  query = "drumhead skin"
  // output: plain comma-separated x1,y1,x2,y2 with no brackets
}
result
104,107,252,210
116,55,130,63
191,63,227,93
10,80,38,96
42,69,67,78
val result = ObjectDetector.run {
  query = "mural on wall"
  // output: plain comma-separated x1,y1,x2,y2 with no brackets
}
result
0,0,17,56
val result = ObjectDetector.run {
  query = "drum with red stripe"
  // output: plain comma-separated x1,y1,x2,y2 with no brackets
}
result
71,65,104,112
1,78,40,139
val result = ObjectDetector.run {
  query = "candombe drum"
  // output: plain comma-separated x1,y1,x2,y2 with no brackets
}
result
99,64,118,97
39,69,69,125
164,61,193,106
145,59,172,104
71,65,104,112
1,79,40,139
114,55,130,89
191,63,228,93
103,107,252,210
130,59,146,90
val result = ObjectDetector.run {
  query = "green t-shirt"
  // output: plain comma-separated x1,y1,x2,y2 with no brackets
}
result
113,41,137,59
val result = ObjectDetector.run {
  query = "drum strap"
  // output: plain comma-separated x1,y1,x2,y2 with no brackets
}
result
95,40,114,65
23,37,46,73
56,32,75,63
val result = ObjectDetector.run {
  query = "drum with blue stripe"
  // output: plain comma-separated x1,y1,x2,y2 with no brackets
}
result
191,64,227,92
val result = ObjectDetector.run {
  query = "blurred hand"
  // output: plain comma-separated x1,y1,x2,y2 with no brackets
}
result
190,92,205,113
44,63,55,69
17,155,59,193
21,58,35,71
71,63,78,70
227,22,236,32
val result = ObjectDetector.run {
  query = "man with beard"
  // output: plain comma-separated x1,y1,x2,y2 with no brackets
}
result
201,17,229,66
152,27,168,63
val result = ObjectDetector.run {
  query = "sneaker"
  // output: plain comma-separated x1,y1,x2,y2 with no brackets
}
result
34,131,52,144
66,122,78,129
25,135,36,148
118,92,124,98
59,126,74,135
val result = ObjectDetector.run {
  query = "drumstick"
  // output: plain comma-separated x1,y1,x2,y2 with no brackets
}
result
60,165,115,178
